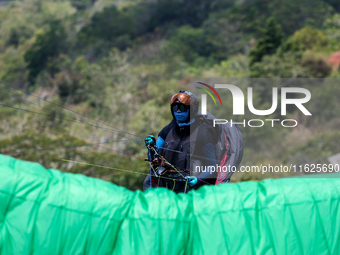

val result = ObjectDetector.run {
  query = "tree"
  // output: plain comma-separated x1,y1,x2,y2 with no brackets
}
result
168,25,212,64
323,0,340,13
78,6,135,50
24,21,66,85
70,0,97,11
289,27,328,50
201,9,247,61
236,0,329,36
249,18,284,67
147,0,213,29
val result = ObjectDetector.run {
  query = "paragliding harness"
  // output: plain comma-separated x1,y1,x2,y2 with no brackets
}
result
144,136,191,193
192,111,244,184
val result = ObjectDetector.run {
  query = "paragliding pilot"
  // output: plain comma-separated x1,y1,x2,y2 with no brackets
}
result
143,90,243,193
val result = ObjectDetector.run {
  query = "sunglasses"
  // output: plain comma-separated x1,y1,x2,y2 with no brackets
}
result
172,104,189,112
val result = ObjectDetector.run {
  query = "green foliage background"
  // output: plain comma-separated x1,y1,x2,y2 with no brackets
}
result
1,0,340,190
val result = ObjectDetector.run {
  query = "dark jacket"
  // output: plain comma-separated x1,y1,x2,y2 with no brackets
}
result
143,118,217,191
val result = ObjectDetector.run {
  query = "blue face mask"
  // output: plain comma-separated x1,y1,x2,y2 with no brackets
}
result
173,109,189,123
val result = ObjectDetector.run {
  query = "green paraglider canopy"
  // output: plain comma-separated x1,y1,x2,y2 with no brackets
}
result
0,154,340,254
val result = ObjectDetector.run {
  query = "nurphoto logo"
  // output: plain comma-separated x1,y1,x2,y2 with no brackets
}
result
197,82,312,128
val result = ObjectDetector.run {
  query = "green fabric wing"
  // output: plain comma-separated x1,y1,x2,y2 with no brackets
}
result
0,154,339,254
